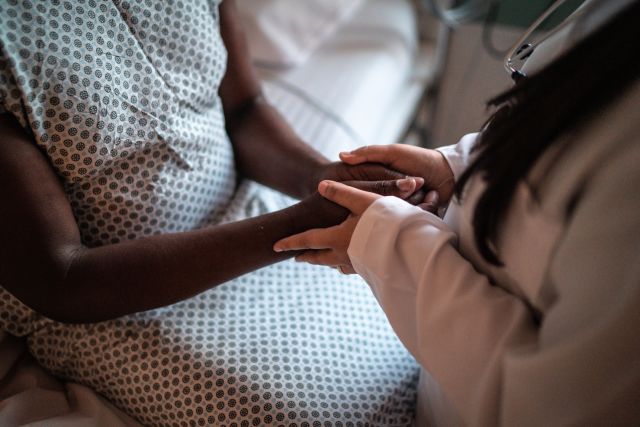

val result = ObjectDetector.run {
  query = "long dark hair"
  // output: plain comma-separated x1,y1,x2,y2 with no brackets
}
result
455,0,640,265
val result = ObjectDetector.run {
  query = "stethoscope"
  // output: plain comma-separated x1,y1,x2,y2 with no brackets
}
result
423,0,583,82
504,0,584,82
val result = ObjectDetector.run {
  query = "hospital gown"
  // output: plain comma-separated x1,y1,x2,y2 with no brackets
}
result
0,1,418,425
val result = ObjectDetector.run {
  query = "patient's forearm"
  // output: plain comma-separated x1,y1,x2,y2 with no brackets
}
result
8,196,344,324
0,108,344,324
218,0,328,200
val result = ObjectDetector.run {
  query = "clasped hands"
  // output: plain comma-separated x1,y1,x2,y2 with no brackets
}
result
275,144,455,274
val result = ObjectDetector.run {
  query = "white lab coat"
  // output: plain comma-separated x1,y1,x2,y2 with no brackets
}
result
347,1,640,425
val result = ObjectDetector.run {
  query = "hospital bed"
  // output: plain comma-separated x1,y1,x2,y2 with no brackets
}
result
255,0,440,158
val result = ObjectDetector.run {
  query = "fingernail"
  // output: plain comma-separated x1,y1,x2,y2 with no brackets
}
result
397,178,415,192
273,245,282,252
339,152,357,161
318,180,330,194
425,190,439,204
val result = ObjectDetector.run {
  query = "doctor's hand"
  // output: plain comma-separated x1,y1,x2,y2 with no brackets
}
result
275,180,439,274
339,145,455,207
315,161,428,205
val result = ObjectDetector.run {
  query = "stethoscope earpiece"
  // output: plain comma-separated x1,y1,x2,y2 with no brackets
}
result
504,0,581,83
511,70,527,83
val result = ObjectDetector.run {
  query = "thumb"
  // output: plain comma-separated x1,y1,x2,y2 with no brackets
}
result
318,180,380,215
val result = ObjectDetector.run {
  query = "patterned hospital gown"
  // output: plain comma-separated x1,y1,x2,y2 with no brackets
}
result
0,1,418,426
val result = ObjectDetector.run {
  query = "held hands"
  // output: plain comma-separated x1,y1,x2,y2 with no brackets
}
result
274,180,381,274
313,142,456,207
279,144,452,274
314,161,429,205
339,145,455,207
275,180,439,274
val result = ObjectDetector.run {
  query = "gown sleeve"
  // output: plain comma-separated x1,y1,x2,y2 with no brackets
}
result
0,54,10,114
0,49,25,124
347,140,640,425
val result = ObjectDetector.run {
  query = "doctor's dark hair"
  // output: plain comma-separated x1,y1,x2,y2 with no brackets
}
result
455,1,640,265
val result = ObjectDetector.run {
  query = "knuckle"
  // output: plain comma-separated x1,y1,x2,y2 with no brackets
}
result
388,169,404,180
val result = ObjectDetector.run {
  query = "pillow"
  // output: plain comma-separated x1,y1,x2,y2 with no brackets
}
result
236,0,365,68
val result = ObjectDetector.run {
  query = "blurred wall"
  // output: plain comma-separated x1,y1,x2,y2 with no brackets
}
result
429,0,585,147
430,23,519,147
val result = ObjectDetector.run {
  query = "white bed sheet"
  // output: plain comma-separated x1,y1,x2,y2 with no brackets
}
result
0,332,142,427
260,0,435,160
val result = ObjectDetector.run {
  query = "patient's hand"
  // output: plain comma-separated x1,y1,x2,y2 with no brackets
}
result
275,180,439,274
339,145,455,207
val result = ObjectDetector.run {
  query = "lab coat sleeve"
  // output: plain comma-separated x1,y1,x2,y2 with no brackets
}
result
348,197,537,426
347,138,640,426
435,133,479,180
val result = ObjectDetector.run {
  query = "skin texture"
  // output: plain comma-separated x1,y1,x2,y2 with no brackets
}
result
0,0,420,324
274,144,456,273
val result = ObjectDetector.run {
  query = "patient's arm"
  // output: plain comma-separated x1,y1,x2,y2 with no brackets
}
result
0,115,419,324
0,114,335,324
218,0,408,199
